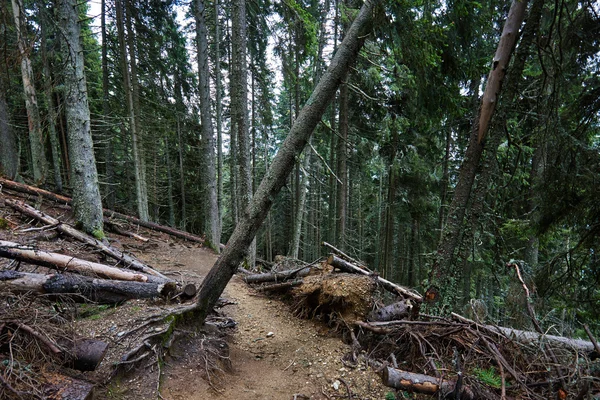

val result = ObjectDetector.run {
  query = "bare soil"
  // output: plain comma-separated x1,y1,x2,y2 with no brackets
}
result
0,195,390,400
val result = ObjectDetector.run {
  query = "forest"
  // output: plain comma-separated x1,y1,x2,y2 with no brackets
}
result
1,0,600,347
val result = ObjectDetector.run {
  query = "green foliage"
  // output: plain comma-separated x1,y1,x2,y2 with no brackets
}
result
0,218,9,230
384,392,396,400
472,366,502,389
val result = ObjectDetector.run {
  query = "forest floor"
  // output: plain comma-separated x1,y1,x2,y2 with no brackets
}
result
0,190,390,400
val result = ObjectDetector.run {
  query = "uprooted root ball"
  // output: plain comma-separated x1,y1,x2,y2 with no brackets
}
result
291,273,375,327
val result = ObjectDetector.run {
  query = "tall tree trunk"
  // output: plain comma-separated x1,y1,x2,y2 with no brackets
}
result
231,0,255,267
11,0,47,184
427,0,530,309
41,9,63,193
214,0,224,233
196,0,221,251
0,73,18,179
289,143,312,259
165,137,176,227
101,0,115,209
336,79,348,248
176,117,187,228
194,0,378,325
123,0,149,221
59,0,104,237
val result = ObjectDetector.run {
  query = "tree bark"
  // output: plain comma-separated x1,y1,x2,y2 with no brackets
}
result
0,70,18,179
11,0,47,184
0,240,163,283
101,0,115,209
214,0,224,236
428,0,529,308
0,271,175,304
195,0,221,252
41,9,63,193
59,0,105,237
194,0,380,325
231,0,256,268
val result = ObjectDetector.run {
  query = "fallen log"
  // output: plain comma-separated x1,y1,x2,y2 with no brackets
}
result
244,266,311,284
327,255,422,302
381,366,475,399
257,279,303,292
0,240,165,283
5,199,169,280
451,313,597,354
322,241,370,271
0,270,176,303
0,177,204,244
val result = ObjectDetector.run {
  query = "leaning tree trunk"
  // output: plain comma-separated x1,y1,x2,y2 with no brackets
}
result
11,0,47,184
59,0,104,237
194,0,380,325
427,0,529,308
195,0,221,252
231,0,255,268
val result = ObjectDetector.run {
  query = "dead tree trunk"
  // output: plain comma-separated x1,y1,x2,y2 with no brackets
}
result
0,270,175,303
4,198,169,280
193,0,381,325
0,240,165,283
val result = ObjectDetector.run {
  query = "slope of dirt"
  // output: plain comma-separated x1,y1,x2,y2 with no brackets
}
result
0,193,390,400
146,243,389,400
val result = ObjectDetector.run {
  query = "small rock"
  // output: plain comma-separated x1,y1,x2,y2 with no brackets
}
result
117,331,126,337
266,332,274,338
154,327,162,332
332,380,340,391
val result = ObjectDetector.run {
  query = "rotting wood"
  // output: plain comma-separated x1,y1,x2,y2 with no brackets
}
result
0,270,176,303
0,240,162,283
4,198,169,280
381,366,475,399
327,255,422,302
0,177,204,244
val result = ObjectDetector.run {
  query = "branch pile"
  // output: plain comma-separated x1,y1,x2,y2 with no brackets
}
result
243,245,600,399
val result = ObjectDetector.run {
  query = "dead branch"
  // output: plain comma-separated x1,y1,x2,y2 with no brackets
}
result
4,199,169,280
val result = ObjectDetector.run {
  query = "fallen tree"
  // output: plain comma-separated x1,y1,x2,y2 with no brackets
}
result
0,240,165,283
243,266,312,284
0,270,176,303
0,177,204,244
4,198,169,280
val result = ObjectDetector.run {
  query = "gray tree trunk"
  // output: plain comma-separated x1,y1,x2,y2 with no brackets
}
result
11,0,47,183
289,143,312,259
194,0,379,325
59,0,104,237
0,73,18,179
196,0,221,252
214,0,224,235
101,0,115,208
41,10,63,193
231,0,255,267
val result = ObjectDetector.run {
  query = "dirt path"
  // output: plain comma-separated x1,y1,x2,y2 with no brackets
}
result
150,243,388,400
